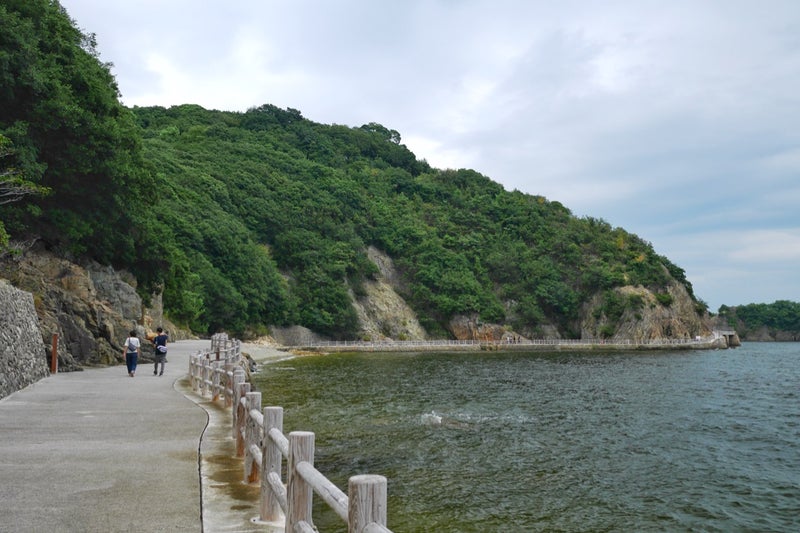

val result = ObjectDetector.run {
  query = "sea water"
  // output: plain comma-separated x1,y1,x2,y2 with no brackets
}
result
252,343,800,532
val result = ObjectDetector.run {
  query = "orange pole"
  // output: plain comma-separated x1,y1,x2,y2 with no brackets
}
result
50,333,58,374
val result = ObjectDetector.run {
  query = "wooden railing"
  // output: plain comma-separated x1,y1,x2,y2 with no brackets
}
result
188,335,392,533
188,333,243,404
290,335,717,351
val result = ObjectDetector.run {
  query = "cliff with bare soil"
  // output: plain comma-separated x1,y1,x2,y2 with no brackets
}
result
580,282,710,342
356,247,715,345
0,246,187,372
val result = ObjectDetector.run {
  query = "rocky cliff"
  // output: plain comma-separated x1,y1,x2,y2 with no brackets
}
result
0,246,186,373
354,247,714,344
352,247,428,341
580,281,710,341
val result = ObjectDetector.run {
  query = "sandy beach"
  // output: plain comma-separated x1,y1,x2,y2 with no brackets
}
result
239,340,298,363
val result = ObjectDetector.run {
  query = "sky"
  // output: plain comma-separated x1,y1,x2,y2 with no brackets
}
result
59,0,800,311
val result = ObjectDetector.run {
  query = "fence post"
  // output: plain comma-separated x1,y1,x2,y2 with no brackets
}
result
348,475,388,533
232,368,246,439
223,362,234,407
261,406,283,522
211,361,221,402
244,391,262,483
235,382,251,456
189,355,196,391
286,431,315,532
202,355,211,396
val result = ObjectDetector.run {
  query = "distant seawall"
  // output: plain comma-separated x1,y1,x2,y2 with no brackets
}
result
287,336,730,354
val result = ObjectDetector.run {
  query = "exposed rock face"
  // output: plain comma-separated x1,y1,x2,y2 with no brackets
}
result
442,280,713,343
1,249,137,368
448,314,510,341
351,247,714,344
0,247,186,376
580,281,710,341
88,263,142,325
351,247,427,341
0,280,49,399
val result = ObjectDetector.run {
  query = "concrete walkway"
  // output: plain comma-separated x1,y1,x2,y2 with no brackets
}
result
0,339,272,533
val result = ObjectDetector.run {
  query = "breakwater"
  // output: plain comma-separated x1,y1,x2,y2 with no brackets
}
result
287,331,735,353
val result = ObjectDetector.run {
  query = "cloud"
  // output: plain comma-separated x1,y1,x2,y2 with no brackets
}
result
729,229,800,263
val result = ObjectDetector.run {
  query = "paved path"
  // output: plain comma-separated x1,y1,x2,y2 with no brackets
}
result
0,339,266,533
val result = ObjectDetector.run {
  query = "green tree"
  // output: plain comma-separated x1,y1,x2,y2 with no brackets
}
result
0,0,153,260
0,135,49,249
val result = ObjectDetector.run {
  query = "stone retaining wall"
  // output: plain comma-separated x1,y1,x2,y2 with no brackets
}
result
0,280,49,399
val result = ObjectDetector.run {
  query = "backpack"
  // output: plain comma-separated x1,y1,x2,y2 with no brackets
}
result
127,338,137,352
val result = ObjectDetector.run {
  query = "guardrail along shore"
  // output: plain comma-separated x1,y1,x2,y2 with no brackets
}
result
288,330,738,352
189,334,392,533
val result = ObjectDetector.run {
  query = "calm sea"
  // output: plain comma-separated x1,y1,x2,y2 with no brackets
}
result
253,343,800,532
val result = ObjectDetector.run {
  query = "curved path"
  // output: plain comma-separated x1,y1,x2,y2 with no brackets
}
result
0,339,265,533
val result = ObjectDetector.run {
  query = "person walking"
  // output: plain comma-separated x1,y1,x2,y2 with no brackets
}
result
152,327,168,376
123,330,140,377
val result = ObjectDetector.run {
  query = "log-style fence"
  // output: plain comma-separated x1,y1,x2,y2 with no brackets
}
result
189,334,392,533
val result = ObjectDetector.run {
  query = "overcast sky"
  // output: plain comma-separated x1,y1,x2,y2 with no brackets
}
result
60,0,800,312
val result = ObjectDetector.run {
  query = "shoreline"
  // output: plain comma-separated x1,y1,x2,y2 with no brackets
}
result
239,342,298,363
240,337,729,363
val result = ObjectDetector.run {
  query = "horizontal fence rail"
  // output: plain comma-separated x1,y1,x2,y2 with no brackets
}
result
189,334,392,533
289,333,723,351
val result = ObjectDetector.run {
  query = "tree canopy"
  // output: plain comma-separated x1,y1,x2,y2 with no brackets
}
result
719,301,800,338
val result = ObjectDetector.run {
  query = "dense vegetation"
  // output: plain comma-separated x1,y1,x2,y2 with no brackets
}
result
718,301,800,339
1,0,705,339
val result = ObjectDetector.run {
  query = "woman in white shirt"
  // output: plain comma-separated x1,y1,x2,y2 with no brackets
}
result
123,330,141,377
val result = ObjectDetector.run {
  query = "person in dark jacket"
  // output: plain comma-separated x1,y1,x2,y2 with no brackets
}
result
152,327,168,376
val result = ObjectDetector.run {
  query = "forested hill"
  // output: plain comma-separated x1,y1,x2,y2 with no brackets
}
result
718,301,800,341
131,104,704,339
1,0,707,340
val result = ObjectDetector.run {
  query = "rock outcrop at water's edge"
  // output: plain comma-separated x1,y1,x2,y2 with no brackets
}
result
347,246,717,345
580,281,710,342
709,314,797,342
